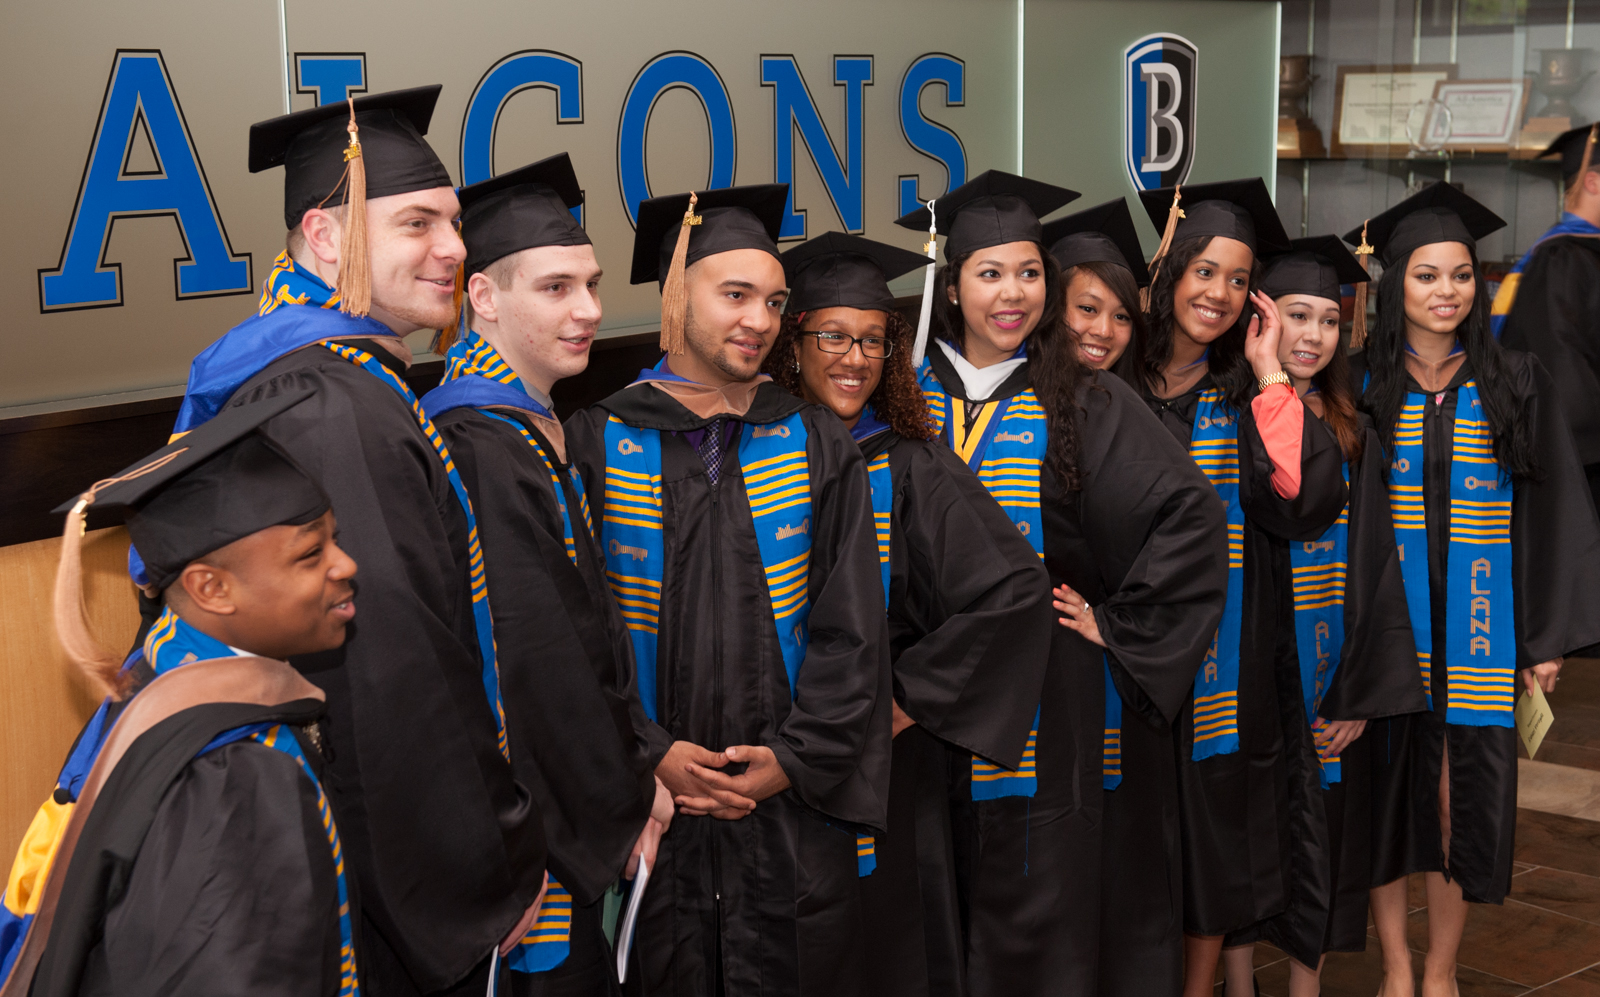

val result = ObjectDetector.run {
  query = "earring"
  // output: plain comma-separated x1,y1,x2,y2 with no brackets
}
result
792,355,801,371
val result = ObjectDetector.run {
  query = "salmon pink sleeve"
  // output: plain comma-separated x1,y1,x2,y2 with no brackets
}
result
1251,382,1303,500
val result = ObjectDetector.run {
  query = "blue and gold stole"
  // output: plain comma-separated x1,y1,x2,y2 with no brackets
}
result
853,411,895,878
916,361,1048,799
321,342,509,760
419,331,590,972
1189,390,1246,760
1389,382,1517,726
1490,213,1600,338
0,610,359,995
1289,466,1351,788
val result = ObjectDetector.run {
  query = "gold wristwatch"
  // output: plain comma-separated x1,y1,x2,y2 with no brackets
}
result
1258,370,1292,393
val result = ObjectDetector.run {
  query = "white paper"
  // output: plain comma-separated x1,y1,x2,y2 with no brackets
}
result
615,858,651,984
1338,71,1451,145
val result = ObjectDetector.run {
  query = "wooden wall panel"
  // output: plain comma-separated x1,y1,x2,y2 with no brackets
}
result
0,528,138,864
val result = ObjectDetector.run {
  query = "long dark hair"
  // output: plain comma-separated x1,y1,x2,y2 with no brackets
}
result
1131,234,1262,412
1361,249,1537,478
931,245,1085,489
1311,334,1364,463
763,309,936,440
1063,260,1150,359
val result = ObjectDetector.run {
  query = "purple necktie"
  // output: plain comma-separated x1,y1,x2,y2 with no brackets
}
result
698,417,727,484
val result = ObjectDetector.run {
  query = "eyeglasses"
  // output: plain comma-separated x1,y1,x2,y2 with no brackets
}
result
803,331,894,359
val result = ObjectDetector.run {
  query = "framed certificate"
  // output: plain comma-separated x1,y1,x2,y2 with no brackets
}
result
1331,64,1458,158
1422,79,1531,151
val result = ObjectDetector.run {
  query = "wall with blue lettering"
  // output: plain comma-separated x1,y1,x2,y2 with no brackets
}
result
1,0,1273,412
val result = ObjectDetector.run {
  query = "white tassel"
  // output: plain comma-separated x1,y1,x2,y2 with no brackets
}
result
910,198,938,369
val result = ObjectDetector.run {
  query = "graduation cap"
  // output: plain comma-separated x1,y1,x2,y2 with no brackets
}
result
1259,235,1371,303
1041,197,1151,288
458,152,589,277
249,86,453,317
893,170,1079,365
1540,122,1600,181
781,232,931,314
1341,181,1506,267
893,170,1080,261
630,185,788,355
1137,178,1292,259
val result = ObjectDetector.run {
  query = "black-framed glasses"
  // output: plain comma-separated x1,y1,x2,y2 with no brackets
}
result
803,331,894,359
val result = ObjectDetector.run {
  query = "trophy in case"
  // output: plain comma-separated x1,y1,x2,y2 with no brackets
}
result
1279,54,1327,158
1523,48,1592,151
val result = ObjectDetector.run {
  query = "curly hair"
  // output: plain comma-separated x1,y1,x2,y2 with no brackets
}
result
930,246,1086,490
1129,234,1262,413
763,308,936,440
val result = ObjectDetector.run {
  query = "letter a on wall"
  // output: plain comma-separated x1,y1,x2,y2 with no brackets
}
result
39,50,251,312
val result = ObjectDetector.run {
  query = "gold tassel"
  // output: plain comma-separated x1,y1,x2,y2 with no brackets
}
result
1141,185,1184,311
433,266,467,354
1351,220,1374,350
52,448,185,700
336,98,372,318
658,192,701,355
1566,122,1599,213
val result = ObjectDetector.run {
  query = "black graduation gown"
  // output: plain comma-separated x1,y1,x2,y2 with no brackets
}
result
565,381,891,997
1137,374,1348,936
437,405,661,995
923,349,1230,997
224,340,547,995
1226,416,1426,966
1500,236,1600,509
1354,351,1600,904
853,430,1052,997
31,698,342,997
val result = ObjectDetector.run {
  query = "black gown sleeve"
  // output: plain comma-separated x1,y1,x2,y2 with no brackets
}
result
1077,374,1231,724
768,409,892,818
1240,393,1349,541
1500,240,1600,466
441,410,656,906
889,439,1053,768
1508,353,1600,665
80,743,341,997
1315,423,1429,721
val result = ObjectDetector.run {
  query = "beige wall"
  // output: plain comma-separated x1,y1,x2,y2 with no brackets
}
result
0,528,139,864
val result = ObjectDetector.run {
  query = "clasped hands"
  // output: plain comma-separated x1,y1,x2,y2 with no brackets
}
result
656,740,791,820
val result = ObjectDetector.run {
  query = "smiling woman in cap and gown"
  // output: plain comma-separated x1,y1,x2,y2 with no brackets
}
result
1215,236,1426,997
157,88,550,995
760,231,1053,997
564,185,891,997
419,154,666,995
0,391,360,997
1041,197,1152,373
1347,181,1600,996
897,171,1228,997
1125,178,1349,997
1497,123,1600,515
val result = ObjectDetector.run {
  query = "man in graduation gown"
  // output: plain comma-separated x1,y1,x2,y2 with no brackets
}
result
1,392,359,997
564,186,891,997
1497,123,1600,513
419,154,670,992
160,89,548,995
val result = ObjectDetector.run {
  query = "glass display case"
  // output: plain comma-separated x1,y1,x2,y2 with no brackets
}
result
1274,0,1600,290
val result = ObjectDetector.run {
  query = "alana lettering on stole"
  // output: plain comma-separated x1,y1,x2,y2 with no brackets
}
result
1469,557,1491,656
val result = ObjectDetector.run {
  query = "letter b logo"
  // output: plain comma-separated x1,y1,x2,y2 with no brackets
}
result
1123,34,1197,192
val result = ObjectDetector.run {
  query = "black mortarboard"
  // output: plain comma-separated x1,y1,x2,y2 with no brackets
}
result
57,391,329,590
781,232,931,314
458,153,589,276
1540,122,1600,179
1259,235,1371,302
1040,197,1151,287
1138,178,1291,256
1342,181,1506,266
894,170,1080,260
250,85,454,229
630,185,788,286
